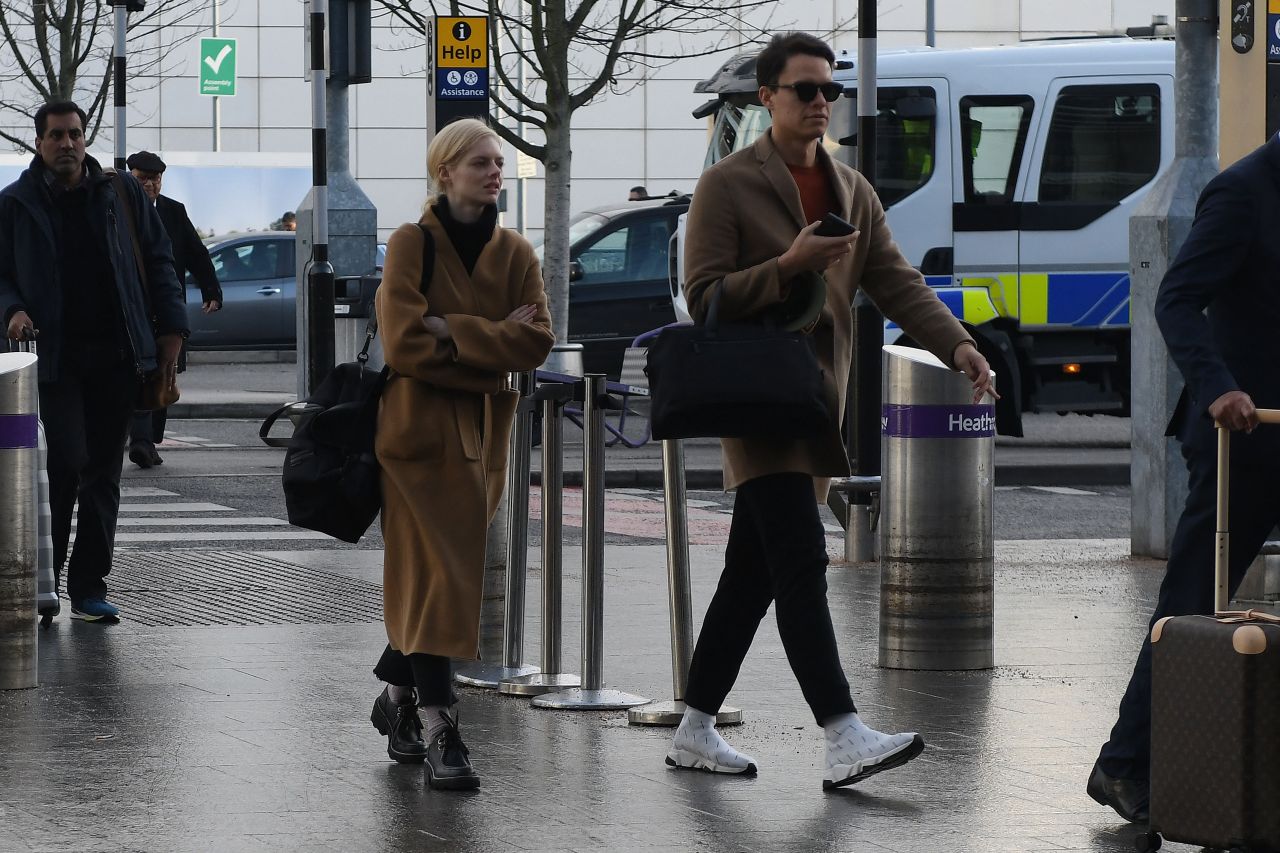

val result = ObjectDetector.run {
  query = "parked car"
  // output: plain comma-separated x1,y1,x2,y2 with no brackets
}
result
536,195,689,376
184,231,297,350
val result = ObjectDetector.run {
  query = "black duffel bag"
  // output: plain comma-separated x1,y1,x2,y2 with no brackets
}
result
644,284,830,440
260,348,388,544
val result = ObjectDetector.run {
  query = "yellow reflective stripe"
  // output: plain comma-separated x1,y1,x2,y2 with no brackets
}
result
958,275,1018,320
961,288,999,325
1019,273,1049,324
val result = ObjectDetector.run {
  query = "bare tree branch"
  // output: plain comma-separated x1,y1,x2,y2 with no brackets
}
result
0,0,207,154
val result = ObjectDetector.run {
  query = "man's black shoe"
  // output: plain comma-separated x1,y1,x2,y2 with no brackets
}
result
128,441,154,469
370,687,427,764
149,448,163,466
425,710,480,791
1087,762,1149,823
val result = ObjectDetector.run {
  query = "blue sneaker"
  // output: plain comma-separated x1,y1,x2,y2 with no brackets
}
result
70,598,120,623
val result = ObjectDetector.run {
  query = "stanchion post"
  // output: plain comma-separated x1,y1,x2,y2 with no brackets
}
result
0,352,40,690
532,374,647,711
629,439,741,726
456,371,540,687
501,386,581,696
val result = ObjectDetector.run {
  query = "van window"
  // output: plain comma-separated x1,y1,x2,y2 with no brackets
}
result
846,87,938,207
959,96,1034,204
1038,84,1161,203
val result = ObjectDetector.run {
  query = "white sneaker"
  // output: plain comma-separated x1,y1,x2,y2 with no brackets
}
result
665,708,758,775
822,714,924,790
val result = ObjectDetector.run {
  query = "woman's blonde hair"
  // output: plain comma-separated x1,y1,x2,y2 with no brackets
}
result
423,118,501,210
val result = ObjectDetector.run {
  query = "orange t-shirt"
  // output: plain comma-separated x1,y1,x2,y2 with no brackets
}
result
787,163,837,227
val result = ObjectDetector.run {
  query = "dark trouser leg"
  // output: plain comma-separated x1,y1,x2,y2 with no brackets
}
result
129,410,154,445
152,408,167,446
374,646,457,706
685,473,856,725
1098,450,1280,780
683,481,777,715
63,357,137,603
39,379,86,599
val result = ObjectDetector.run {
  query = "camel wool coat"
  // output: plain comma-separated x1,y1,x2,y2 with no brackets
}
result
375,209,554,659
683,130,974,497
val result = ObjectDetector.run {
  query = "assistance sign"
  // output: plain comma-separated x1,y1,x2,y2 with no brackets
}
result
435,17,489,100
199,37,237,96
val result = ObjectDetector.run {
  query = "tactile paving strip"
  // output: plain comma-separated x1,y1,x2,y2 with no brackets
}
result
106,550,384,627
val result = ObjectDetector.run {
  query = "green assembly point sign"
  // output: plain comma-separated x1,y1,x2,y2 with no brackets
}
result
198,37,237,96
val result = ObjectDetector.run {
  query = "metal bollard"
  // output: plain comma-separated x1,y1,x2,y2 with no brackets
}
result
879,344,995,670
455,371,540,688
629,439,742,726
0,351,39,689
533,374,647,710
501,386,581,696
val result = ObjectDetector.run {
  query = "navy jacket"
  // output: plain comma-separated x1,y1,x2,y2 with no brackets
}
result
155,194,221,305
1157,136,1280,463
0,154,188,382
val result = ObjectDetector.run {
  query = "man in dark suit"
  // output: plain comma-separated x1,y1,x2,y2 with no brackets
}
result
1089,136,1280,824
125,151,222,468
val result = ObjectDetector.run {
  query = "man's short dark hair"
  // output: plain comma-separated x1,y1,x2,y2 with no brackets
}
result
755,33,835,88
630,186,648,195
34,101,88,138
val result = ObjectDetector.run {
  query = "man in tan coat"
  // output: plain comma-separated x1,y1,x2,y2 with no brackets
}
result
664,32,995,790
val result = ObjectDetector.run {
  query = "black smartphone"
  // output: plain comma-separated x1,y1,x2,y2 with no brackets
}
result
814,212,857,238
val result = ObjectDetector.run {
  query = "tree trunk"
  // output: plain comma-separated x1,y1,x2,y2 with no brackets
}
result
541,106,573,344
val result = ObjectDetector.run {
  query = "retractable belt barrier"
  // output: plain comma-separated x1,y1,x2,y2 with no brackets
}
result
455,370,541,688
531,374,649,711
628,438,744,726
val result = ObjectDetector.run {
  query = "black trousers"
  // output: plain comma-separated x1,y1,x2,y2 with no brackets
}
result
39,346,139,603
373,645,457,708
1098,446,1279,781
684,472,856,725
129,407,168,446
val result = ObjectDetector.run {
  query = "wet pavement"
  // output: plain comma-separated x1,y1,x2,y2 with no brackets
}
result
0,537,1208,853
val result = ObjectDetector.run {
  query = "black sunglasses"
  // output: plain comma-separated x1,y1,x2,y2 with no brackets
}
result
771,81,844,103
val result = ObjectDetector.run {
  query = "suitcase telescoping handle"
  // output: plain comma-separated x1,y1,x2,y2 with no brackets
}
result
1215,408,1280,611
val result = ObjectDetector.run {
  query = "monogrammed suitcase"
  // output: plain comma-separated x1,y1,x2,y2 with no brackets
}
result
1142,414,1280,853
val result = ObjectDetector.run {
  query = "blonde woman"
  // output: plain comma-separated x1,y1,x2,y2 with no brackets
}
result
368,118,554,791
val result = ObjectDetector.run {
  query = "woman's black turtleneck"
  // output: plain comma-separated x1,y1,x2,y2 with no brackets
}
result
433,197,497,275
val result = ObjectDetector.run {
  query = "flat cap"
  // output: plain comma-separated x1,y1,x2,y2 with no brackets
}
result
126,150,166,173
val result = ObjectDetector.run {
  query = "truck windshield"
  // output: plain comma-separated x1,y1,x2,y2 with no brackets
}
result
703,87,936,209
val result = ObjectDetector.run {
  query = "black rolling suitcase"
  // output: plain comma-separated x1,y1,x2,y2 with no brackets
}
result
1141,414,1280,853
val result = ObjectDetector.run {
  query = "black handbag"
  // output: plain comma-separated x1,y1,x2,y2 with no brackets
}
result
644,284,830,440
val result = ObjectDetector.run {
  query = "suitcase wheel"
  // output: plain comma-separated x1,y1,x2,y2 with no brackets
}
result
1133,833,1161,852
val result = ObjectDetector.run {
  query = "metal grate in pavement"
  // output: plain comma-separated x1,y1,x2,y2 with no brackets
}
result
107,550,384,627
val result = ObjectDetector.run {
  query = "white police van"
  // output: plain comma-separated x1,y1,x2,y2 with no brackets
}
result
671,35,1175,431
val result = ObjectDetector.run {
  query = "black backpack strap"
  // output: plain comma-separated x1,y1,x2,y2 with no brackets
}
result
416,223,435,294
359,224,435,365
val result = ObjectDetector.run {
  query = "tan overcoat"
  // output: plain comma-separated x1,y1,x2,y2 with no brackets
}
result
683,130,974,496
375,209,554,659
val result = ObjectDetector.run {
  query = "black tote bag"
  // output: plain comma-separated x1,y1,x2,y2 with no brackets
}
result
644,285,830,440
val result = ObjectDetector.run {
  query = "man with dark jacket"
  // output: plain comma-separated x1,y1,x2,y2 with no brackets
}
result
0,101,188,623
125,150,222,468
1089,135,1280,824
